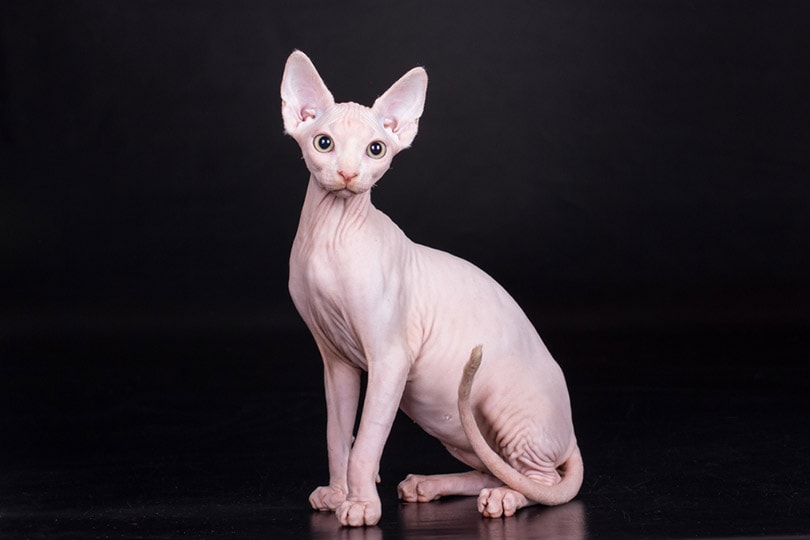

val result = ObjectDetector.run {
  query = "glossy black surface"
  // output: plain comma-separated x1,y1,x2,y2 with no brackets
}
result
2,325,808,539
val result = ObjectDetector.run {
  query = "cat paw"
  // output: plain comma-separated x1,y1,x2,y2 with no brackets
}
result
337,498,382,527
477,487,529,518
309,485,347,511
397,474,442,502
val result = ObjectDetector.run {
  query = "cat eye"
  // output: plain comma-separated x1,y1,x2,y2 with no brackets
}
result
314,134,334,153
366,141,386,159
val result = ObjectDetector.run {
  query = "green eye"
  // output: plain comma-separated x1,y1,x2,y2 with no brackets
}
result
314,134,333,153
366,140,386,159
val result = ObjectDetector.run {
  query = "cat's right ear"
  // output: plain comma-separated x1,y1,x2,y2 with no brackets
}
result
281,51,335,137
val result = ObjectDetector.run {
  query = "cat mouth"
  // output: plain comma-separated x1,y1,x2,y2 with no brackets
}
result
326,182,367,197
325,185,362,198
316,174,370,197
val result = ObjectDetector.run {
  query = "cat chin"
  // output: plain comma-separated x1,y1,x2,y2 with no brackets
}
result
330,189,354,199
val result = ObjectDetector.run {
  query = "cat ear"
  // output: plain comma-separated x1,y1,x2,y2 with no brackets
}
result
372,67,427,149
280,51,335,136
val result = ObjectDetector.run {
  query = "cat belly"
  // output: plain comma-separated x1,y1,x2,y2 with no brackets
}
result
399,391,481,465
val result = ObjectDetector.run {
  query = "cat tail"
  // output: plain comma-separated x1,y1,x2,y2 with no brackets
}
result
457,345,584,506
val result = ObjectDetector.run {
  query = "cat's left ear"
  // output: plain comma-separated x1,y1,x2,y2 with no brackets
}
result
372,67,427,149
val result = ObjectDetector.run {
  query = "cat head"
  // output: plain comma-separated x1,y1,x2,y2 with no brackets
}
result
281,50,427,198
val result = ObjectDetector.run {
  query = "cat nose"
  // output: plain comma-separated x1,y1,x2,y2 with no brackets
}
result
338,170,358,184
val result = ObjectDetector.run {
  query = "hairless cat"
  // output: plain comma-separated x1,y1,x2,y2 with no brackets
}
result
281,50,583,527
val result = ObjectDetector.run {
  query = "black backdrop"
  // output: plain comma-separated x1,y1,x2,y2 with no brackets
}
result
3,5,810,536
2,1,809,336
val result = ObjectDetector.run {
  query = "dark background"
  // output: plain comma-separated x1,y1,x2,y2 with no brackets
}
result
3,0,809,332
2,1,809,538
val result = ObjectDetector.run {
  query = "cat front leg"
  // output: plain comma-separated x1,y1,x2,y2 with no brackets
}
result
310,349,362,512
337,349,410,527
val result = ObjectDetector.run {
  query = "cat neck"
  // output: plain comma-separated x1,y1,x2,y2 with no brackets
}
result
297,175,376,236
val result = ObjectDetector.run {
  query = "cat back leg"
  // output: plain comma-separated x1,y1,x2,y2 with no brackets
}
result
397,470,502,502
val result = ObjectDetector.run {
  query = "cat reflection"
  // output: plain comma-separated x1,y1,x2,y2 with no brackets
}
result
310,499,586,539
310,511,383,540
398,499,586,540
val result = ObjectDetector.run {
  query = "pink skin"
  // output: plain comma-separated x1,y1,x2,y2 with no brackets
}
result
282,51,582,527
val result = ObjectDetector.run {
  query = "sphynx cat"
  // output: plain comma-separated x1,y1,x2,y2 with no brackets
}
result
282,50,583,527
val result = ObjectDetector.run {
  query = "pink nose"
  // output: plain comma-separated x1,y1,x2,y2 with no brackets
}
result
338,170,358,184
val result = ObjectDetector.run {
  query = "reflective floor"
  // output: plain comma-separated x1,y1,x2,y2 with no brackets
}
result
2,325,808,538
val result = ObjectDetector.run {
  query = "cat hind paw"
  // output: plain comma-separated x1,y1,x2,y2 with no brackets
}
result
397,474,443,502
477,487,529,518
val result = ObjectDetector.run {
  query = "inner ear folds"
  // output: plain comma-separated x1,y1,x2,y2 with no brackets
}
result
372,67,428,149
281,51,335,136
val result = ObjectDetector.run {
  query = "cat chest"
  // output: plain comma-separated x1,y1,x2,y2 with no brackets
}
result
291,244,367,305
290,249,373,368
